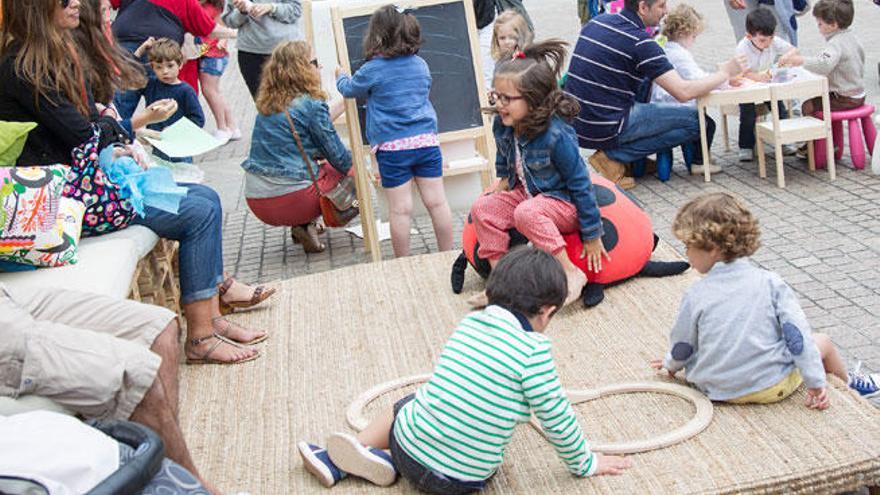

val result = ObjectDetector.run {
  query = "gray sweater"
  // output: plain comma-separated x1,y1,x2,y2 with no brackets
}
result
663,259,826,401
803,28,865,98
221,0,303,55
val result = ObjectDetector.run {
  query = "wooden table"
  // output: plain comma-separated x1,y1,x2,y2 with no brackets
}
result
696,69,832,183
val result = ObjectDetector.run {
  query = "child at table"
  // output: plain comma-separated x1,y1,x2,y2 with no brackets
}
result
298,247,631,491
735,7,798,162
651,193,880,409
778,0,865,119
335,5,453,258
649,4,718,175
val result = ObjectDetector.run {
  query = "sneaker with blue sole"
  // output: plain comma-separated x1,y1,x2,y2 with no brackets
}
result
298,441,347,487
847,365,880,407
327,432,398,486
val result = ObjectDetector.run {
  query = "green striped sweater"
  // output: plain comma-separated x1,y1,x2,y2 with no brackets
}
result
392,305,597,481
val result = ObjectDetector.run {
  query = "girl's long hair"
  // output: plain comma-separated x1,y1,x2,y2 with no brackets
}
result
72,0,146,105
486,39,579,140
255,41,326,115
0,0,90,115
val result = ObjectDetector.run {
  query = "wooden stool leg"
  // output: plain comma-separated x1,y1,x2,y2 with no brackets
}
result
807,140,816,172
757,134,767,179
722,114,730,151
775,143,785,188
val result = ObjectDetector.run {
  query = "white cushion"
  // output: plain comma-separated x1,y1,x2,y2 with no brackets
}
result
0,226,158,299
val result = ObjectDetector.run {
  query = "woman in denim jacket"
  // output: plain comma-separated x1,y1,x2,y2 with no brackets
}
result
469,40,605,307
243,41,352,252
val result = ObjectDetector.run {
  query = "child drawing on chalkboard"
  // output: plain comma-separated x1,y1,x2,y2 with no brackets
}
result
467,39,607,308
335,5,453,258
491,11,534,62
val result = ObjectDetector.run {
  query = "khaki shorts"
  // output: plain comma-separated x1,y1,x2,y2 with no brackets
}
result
727,370,803,405
0,284,176,420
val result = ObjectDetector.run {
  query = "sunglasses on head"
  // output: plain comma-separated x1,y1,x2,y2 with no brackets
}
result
393,4,415,15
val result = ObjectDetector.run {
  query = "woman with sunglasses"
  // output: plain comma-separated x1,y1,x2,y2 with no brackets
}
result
1,0,276,366
242,41,352,252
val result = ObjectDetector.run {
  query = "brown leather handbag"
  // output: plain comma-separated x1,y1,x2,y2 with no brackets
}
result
284,110,359,227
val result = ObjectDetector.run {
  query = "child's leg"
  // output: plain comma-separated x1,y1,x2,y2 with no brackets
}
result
470,187,529,263
738,103,757,150
356,405,395,449
414,176,453,251
814,333,848,382
198,71,228,131
512,195,586,303
384,180,415,257
327,405,398,486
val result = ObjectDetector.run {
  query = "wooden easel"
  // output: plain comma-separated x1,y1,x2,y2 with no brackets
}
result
331,0,495,262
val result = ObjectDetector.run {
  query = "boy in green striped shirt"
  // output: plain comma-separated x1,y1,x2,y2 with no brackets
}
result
298,247,631,493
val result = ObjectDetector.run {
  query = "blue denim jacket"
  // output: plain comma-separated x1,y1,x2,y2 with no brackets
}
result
336,55,437,145
494,115,603,241
242,95,352,180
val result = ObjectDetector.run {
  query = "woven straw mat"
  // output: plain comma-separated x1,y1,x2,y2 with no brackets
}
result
179,244,880,494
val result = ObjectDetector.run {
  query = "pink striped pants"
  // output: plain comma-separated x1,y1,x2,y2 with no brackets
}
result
470,186,578,261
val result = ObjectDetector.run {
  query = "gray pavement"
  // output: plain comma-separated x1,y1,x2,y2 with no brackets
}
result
199,0,880,372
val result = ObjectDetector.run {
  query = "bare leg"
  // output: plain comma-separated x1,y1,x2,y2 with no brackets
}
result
355,406,395,450
199,72,228,131
130,377,220,495
814,333,848,382
384,180,414,257
554,249,587,306
414,176,453,251
149,319,181,418
183,297,260,363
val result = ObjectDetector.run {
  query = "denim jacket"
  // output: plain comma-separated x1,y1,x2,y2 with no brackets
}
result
336,55,437,145
242,95,352,180
494,115,603,241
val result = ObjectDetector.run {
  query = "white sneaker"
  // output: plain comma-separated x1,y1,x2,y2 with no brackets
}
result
738,149,755,162
228,128,243,141
213,129,231,145
690,164,722,175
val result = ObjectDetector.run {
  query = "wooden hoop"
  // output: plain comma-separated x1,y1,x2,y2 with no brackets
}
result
346,376,713,454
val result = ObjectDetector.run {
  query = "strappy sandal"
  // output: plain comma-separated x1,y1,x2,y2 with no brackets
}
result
290,224,326,253
218,277,277,315
213,316,268,346
185,333,260,365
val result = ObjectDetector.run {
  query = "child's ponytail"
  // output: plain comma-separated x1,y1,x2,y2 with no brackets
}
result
488,39,580,139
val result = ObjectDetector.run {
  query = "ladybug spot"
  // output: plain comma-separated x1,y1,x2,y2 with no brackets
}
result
601,218,618,252
593,185,617,207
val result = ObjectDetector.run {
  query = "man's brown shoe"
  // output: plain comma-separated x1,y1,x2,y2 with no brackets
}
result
589,151,627,183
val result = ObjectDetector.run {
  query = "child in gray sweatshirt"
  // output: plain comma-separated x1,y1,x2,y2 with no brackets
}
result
651,193,880,409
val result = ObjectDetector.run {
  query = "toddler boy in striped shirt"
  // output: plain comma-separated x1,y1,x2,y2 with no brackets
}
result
298,247,631,492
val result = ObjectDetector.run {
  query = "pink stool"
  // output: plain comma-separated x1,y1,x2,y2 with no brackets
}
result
814,105,877,170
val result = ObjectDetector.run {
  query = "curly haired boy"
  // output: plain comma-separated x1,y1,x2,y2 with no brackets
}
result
651,193,880,409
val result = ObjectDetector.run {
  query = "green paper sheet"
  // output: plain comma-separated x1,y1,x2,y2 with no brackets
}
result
144,118,222,158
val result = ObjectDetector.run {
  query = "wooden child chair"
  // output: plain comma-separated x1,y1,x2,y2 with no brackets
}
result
755,77,835,188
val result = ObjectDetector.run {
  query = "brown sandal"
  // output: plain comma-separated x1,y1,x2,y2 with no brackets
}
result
185,333,260,365
218,277,277,315
212,316,268,346
290,224,325,253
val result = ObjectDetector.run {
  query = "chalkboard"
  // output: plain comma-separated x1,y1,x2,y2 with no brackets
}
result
341,1,484,143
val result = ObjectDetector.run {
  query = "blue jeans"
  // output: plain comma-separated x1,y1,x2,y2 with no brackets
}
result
131,183,224,305
114,41,154,121
605,103,702,164
389,395,487,494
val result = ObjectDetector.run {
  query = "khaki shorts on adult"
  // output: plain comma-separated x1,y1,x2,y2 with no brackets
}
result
0,284,176,420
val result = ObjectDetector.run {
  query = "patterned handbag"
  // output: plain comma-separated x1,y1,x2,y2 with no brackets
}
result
284,110,359,228
62,126,137,236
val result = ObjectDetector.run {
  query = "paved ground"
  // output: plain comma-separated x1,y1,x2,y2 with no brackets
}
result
198,0,880,371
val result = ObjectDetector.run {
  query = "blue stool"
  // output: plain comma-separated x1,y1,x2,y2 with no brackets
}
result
631,143,696,182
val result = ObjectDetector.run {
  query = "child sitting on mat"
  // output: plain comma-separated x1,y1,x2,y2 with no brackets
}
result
778,0,865,119
468,39,606,308
651,193,880,409
298,247,631,492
